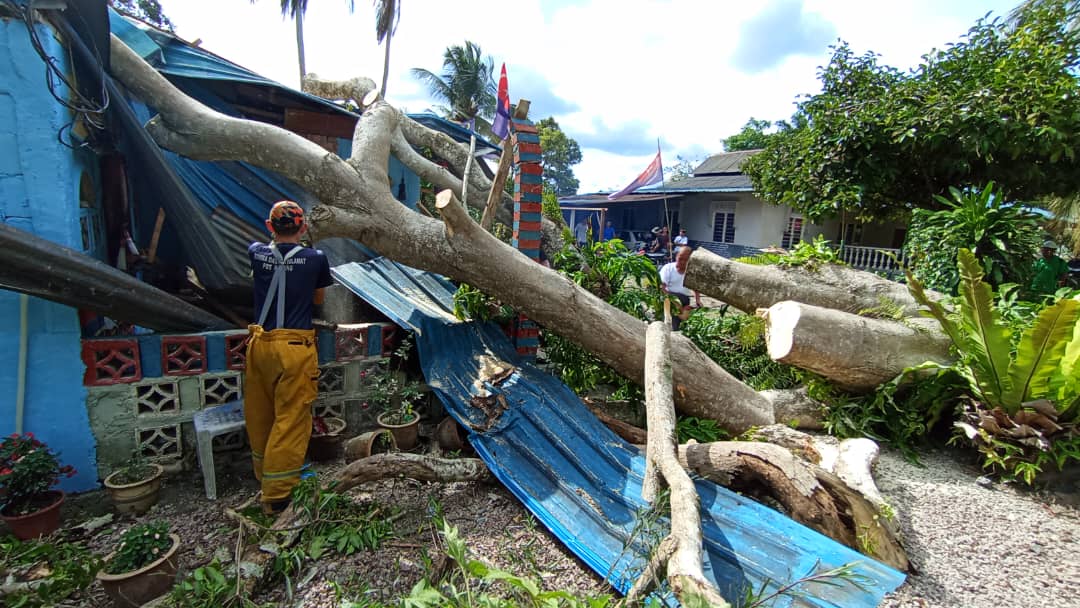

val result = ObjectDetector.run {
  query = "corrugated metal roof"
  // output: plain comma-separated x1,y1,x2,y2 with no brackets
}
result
694,149,761,175
559,192,685,206
333,257,907,607
650,173,752,192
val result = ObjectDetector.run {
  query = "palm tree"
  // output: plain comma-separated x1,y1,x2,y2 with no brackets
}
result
250,0,357,84
411,41,497,131
373,0,401,100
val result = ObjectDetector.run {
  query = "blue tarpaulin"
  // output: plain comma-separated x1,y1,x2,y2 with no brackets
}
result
333,258,906,607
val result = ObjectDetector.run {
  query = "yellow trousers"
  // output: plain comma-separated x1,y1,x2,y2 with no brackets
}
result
243,325,318,503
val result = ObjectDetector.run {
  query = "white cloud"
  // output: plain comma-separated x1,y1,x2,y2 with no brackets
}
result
157,0,1018,193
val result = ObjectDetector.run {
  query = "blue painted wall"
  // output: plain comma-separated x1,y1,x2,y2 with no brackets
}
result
0,17,99,492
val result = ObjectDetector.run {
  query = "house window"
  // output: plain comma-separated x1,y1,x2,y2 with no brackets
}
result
781,216,804,249
712,205,735,243
842,222,863,245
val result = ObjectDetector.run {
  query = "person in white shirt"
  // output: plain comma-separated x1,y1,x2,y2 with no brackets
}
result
659,246,702,330
673,228,689,247
574,218,589,246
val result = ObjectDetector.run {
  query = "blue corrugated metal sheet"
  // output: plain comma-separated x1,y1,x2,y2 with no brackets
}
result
333,259,905,607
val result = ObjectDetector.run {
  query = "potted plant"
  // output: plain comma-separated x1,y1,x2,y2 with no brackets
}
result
366,337,425,450
308,415,348,461
96,521,180,608
103,451,164,515
0,432,76,539
376,397,421,451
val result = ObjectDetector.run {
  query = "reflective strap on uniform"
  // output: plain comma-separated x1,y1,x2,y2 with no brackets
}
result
256,244,303,328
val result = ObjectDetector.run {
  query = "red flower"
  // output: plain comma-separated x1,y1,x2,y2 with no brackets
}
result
0,468,12,475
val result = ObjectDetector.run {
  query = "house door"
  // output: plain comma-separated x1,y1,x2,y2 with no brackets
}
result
891,228,908,249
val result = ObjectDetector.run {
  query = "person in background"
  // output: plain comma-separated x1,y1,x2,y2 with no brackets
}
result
650,226,671,257
574,217,590,246
602,220,616,242
1031,240,1069,296
673,228,689,248
244,201,333,515
659,247,702,331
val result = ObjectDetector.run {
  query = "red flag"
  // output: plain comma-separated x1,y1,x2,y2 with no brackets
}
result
608,152,663,200
492,64,510,140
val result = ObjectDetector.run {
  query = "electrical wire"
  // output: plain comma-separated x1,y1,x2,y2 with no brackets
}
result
2,0,111,148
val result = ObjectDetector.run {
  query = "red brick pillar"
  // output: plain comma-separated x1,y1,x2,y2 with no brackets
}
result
510,117,542,357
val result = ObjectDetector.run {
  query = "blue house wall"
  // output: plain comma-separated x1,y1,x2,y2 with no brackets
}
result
0,17,99,492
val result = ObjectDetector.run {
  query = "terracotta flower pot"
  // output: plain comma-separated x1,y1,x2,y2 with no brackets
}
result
97,533,181,608
308,417,347,462
1,490,65,540
377,412,420,451
104,464,164,515
343,429,397,461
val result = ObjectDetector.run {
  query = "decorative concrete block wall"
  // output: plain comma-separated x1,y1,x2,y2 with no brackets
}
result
84,321,408,478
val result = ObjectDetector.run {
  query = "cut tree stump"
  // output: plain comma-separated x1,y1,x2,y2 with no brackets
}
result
761,300,952,390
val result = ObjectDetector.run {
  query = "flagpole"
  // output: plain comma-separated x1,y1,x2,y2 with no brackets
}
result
657,139,671,261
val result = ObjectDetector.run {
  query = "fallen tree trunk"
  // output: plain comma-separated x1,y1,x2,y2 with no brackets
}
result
630,321,731,607
762,301,952,390
107,35,793,433
678,442,908,572
684,248,938,317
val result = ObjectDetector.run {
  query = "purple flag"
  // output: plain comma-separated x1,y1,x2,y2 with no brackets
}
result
492,64,510,140
608,151,663,200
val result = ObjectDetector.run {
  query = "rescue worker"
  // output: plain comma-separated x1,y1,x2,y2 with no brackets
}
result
244,200,333,514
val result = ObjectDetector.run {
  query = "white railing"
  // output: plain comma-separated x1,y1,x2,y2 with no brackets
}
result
838,246,904,272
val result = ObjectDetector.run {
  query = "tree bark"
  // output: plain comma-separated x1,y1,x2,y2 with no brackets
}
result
762,301,952,390
678,442,908,572
629,321,731,608
684,248,938,317
107,35,788,432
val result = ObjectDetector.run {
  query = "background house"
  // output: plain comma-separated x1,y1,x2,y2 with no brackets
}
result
560,150,908,272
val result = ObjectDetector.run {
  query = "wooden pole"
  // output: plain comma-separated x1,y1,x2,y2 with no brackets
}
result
146,207,166,264
480,100,530,231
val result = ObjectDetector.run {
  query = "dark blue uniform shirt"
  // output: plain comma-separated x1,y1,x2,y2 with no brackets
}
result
249,242,333,330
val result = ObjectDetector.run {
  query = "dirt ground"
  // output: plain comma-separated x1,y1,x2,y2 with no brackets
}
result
59,448,608,607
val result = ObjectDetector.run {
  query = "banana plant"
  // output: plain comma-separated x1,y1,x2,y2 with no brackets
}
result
908,248,1080,420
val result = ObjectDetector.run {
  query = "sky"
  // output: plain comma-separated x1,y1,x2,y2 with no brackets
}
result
154,0,1020,194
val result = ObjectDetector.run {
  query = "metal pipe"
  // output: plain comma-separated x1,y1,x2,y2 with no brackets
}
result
15,293,27,434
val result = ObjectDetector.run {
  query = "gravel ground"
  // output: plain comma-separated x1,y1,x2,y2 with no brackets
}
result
876,447,1080,608
44,441,1080,608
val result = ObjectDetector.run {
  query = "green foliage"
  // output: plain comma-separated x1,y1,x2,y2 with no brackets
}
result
821,365,964,459
403,521,615,607
909,248,1080,417
364,337,424,425
105,521,173,574
0,536,102,607
266,479,394,590
108,0,174,31
664,155,700,182
169,560,270,608
903,183,1043,293
0,433,75,515
537,118,582,196
544,239,664,400
679,308,801,391
743,0,1080,221
723,117,774,152
735,235,845,271
541,186,566,227
675,416,729,443
453,284,515,323
743,560,872,608
411,41,497,125
109,450,157,485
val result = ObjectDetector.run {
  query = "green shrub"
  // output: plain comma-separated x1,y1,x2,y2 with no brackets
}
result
679,308,801,390
903,182,1043,293
735,235,844,271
